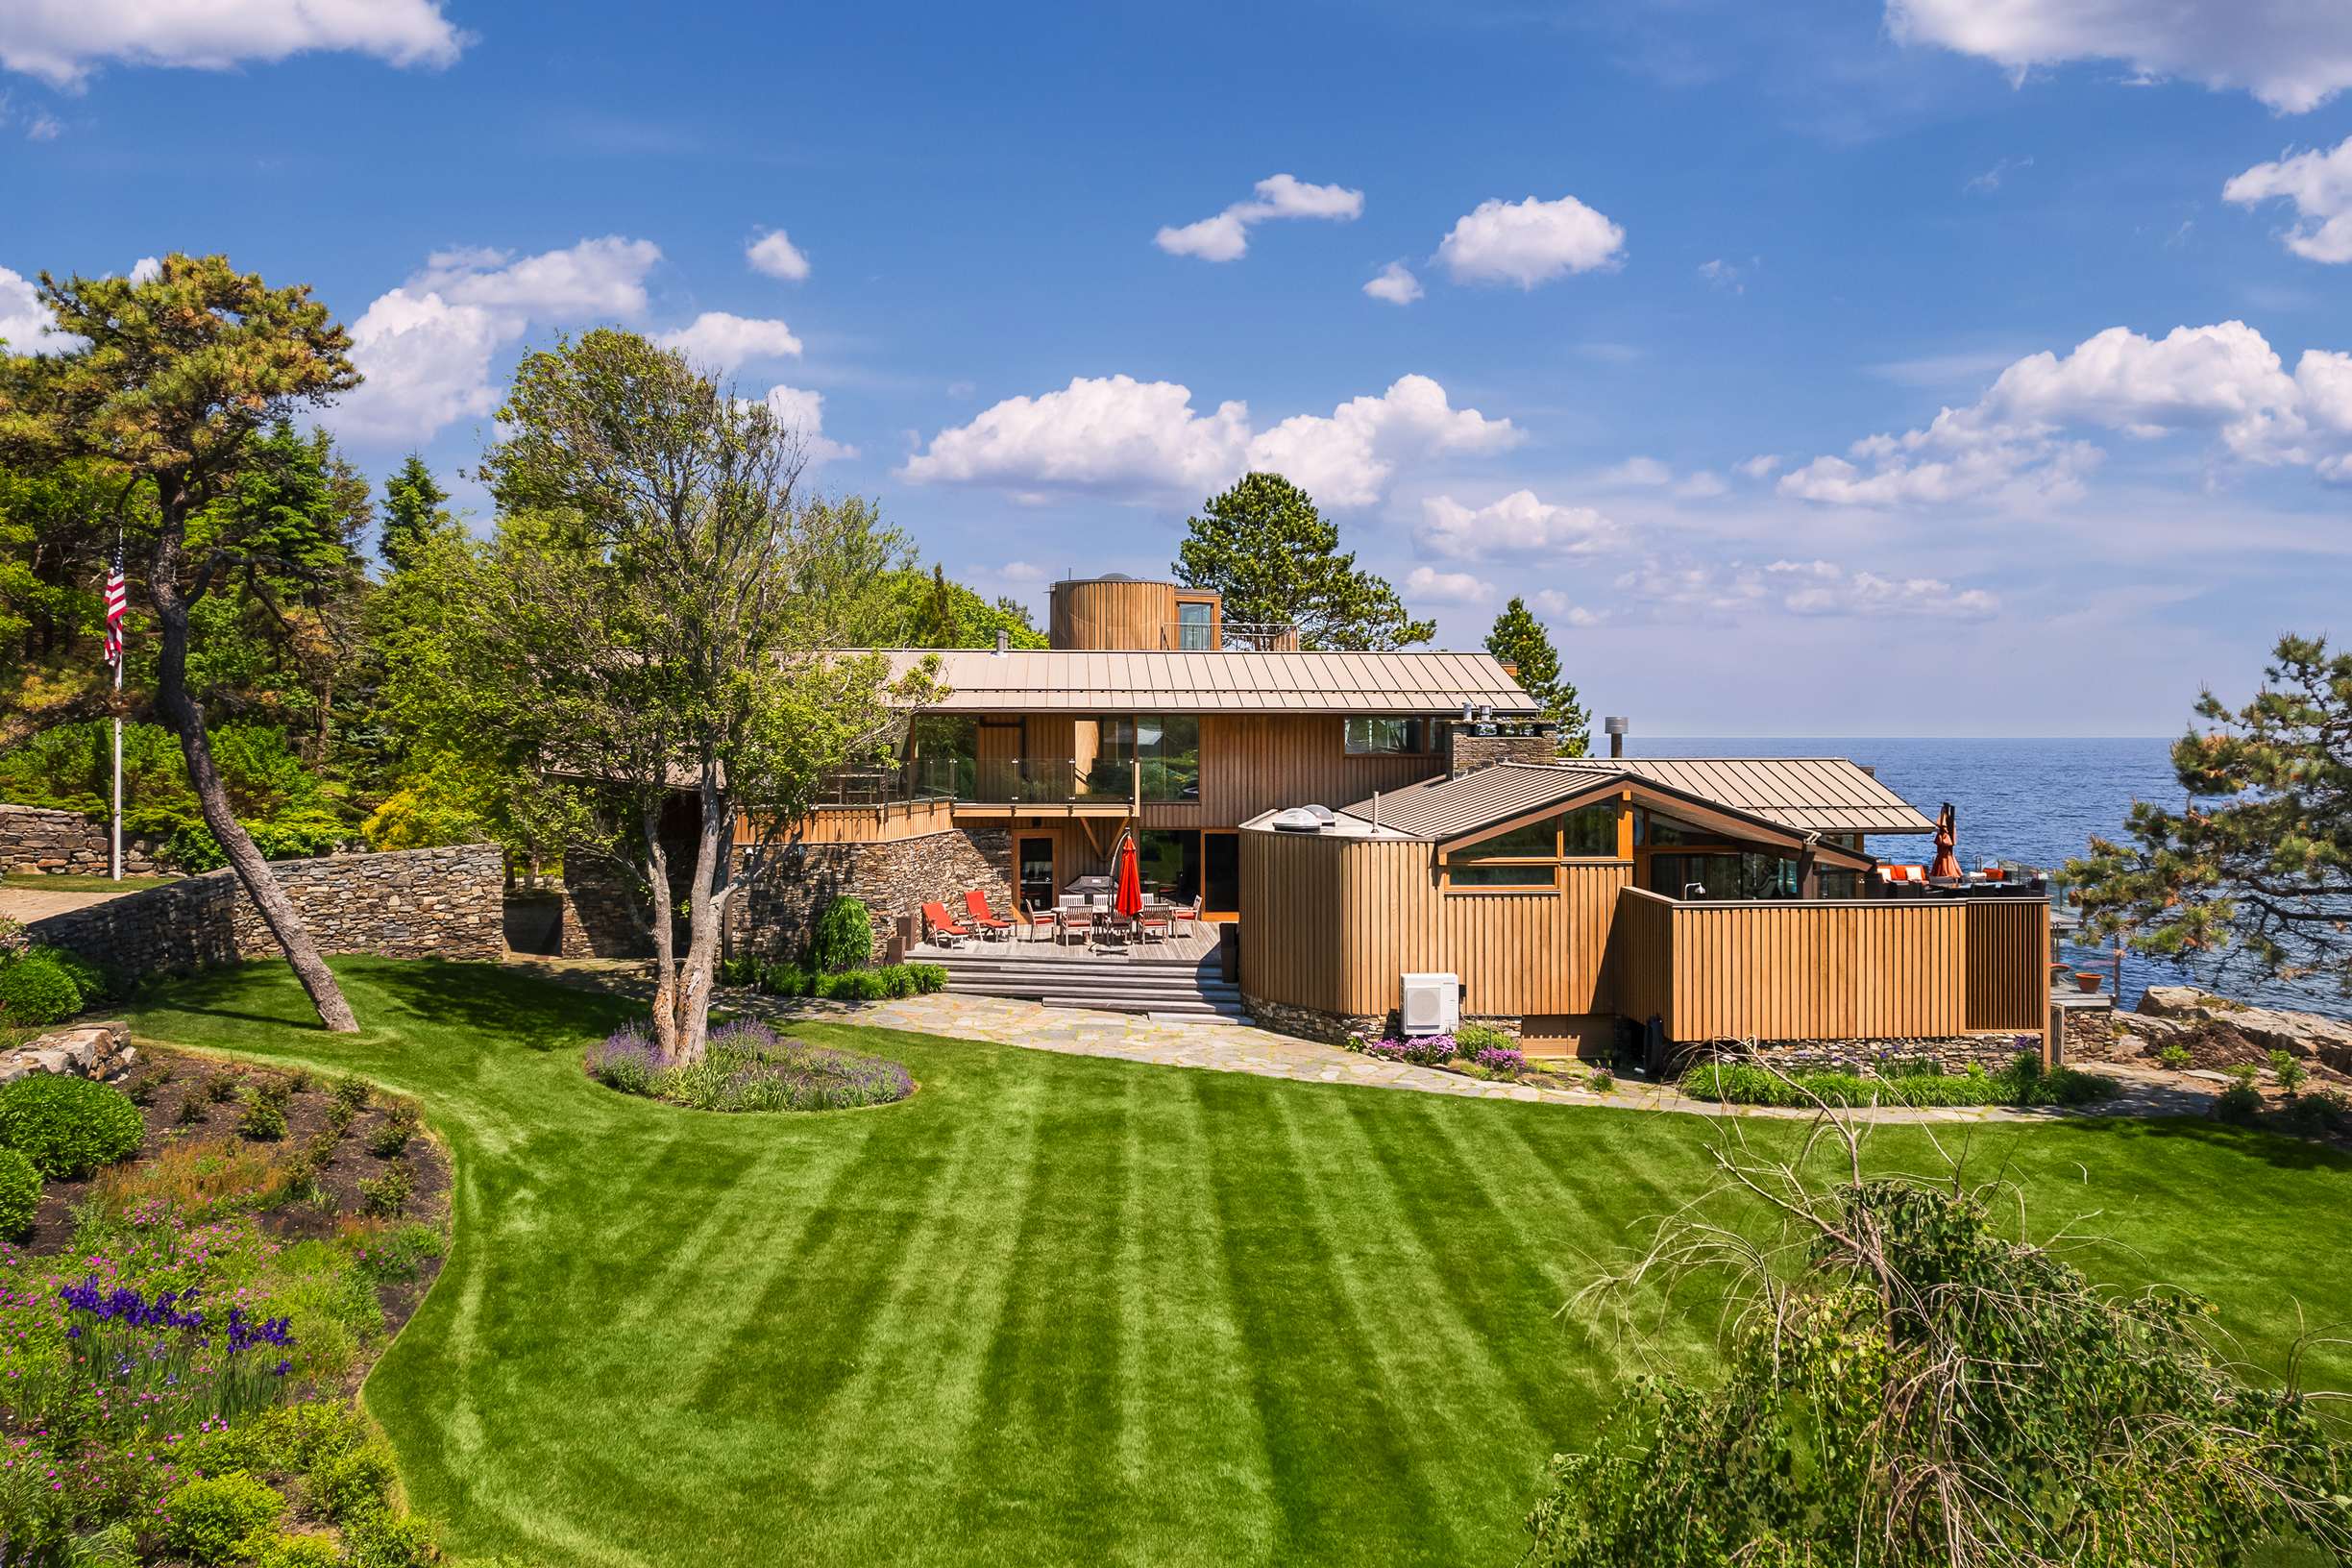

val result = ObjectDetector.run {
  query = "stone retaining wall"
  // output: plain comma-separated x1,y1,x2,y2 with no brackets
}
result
559,827,1017,966
0,804,167,876
1241,992,1383,1046
25,843,505,976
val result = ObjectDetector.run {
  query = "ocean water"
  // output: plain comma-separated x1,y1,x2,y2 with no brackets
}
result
1625,736,2347,1020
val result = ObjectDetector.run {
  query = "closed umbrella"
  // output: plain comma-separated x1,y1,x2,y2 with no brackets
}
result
1115,831,1144,920
1929,801,1961,881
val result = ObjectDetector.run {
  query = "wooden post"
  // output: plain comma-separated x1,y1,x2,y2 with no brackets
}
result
1615,790,1634,860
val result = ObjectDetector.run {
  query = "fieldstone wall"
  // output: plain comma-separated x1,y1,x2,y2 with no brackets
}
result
0,804,167,876
25,843,505,976
1241,992,1384,1045
557,826,1018,966
739,826,1012,963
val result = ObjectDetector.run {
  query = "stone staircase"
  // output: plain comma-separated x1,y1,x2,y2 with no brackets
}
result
928,950,1250,1022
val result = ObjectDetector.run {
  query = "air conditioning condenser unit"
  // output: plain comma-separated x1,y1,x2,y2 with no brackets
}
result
1400,972,1459,1036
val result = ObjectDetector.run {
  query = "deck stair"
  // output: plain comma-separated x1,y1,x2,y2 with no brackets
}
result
925,947,1250,1022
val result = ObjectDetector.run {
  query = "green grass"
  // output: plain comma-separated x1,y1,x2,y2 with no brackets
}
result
3,871,174,893
130,959,2352,1568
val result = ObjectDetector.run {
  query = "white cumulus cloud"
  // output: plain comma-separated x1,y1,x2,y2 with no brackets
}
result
0,0,466,87
1601,556,1999,623
1778,320,2352,506
1363,260,1423,306
1436,194,1625,288
1404,566,1498,603
746,230,810,282
656,311,802,371
1416,491,1624,561
1156,173,1364,262
759,384,856,465
2225,137,2352,262
327,236,663,448
902,372,1518,508
1887,0,2352,113
0,264,75,354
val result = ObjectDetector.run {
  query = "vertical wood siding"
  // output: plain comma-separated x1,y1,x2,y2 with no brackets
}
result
745,800,958,845
1239,828,1346,1013
1049,579,1180,649
1608,889,2049,1041
1198,716,1441,825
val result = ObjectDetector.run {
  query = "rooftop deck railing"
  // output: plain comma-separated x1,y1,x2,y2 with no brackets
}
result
1155,621,1302,651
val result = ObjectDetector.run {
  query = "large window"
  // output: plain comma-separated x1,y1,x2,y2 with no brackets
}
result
1650,852,1800,901
906,715,976,797
1345,717,1437,756
1083,716,1201,802
1175,600,1214,650
1139,830,1202,902
1138,715,1201,803
1444,804,1620,890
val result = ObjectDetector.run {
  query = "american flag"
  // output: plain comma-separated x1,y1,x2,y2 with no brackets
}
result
101,544,128,667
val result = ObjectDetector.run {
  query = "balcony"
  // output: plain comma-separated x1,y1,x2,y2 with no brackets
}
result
1156,620,1300,651
883,756,1201,815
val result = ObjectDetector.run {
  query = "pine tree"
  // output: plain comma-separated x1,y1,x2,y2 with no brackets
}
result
379,454,452,574
1174,473,1433,650
1484,597,1590,756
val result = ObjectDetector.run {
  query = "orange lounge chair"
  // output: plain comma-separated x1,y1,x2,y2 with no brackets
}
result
920,901,970,944
963,889,1015,940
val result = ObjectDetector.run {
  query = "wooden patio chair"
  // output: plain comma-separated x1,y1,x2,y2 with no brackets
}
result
963,889,1015,941
1056,906,1095,948
919,901,970,947
1021,899,1055,942
1137,903,1175,943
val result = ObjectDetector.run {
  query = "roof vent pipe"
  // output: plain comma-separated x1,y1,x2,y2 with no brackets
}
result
1605,715,1629,758
1371,791,1380,833
993,629,1010,656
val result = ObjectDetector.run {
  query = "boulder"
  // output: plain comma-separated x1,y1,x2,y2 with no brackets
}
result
2131,986,2352,1073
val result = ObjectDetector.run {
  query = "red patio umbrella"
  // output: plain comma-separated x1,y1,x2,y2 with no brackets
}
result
1115,831,1144,920
1929,801,1961,881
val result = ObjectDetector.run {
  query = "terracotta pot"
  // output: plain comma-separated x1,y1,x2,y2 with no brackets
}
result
2073,972,2104,993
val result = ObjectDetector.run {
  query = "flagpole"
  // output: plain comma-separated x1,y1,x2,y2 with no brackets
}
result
110,530,123,882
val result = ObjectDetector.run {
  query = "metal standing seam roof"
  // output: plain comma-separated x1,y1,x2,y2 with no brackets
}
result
1593,757,1937,836
1337,764,1624,839
879,648,1540,716
1334,758,1938,842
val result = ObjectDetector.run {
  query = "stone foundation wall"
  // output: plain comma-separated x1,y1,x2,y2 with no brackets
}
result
0,804,167,877
1241,992,1384,1045
25,843,505,976
1685,1033,2045,1076
557,856,649,959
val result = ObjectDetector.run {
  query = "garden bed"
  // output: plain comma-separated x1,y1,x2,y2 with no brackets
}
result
0,1047,454,1560
1678,1056,2119,1110
585,1017,916,1113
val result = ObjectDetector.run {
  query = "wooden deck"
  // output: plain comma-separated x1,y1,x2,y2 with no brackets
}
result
913,922,1221,965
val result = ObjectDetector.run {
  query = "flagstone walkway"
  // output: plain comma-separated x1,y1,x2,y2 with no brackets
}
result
511,960,2215,1126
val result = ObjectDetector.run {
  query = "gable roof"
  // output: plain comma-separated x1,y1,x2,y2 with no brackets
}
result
880,648,1539,716
1336,757,1931,855
1343,763,1622,839
1594,757,1936,836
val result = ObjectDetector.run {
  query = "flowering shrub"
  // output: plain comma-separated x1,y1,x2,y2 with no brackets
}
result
585,1018,914,1113
1473,1046,1528,1079
1350,1034,1458,1067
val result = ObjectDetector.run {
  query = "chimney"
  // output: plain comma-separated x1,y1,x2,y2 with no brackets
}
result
1605,715,1629,759
1498,660,1518,678
993,628,1010,656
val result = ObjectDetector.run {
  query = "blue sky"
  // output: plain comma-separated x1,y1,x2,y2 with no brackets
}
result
6,0,2351,736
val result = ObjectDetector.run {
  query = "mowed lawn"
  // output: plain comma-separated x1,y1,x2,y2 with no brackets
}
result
131,959,2352,1568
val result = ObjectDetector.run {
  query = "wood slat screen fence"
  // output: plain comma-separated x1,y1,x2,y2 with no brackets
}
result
1611,887,2048,1043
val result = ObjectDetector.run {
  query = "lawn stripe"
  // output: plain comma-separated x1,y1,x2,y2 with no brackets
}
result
1107,1065,1276,1567
1198,1074,1449,1565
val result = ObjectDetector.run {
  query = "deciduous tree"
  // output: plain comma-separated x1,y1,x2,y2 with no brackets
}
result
1484,597,1590,756
1174,473,1433,650
459,330,919,1063
2068,633,2352,995
0,255,361,1032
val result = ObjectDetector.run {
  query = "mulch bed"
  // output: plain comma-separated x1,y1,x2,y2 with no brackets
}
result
20,1051,453,1339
